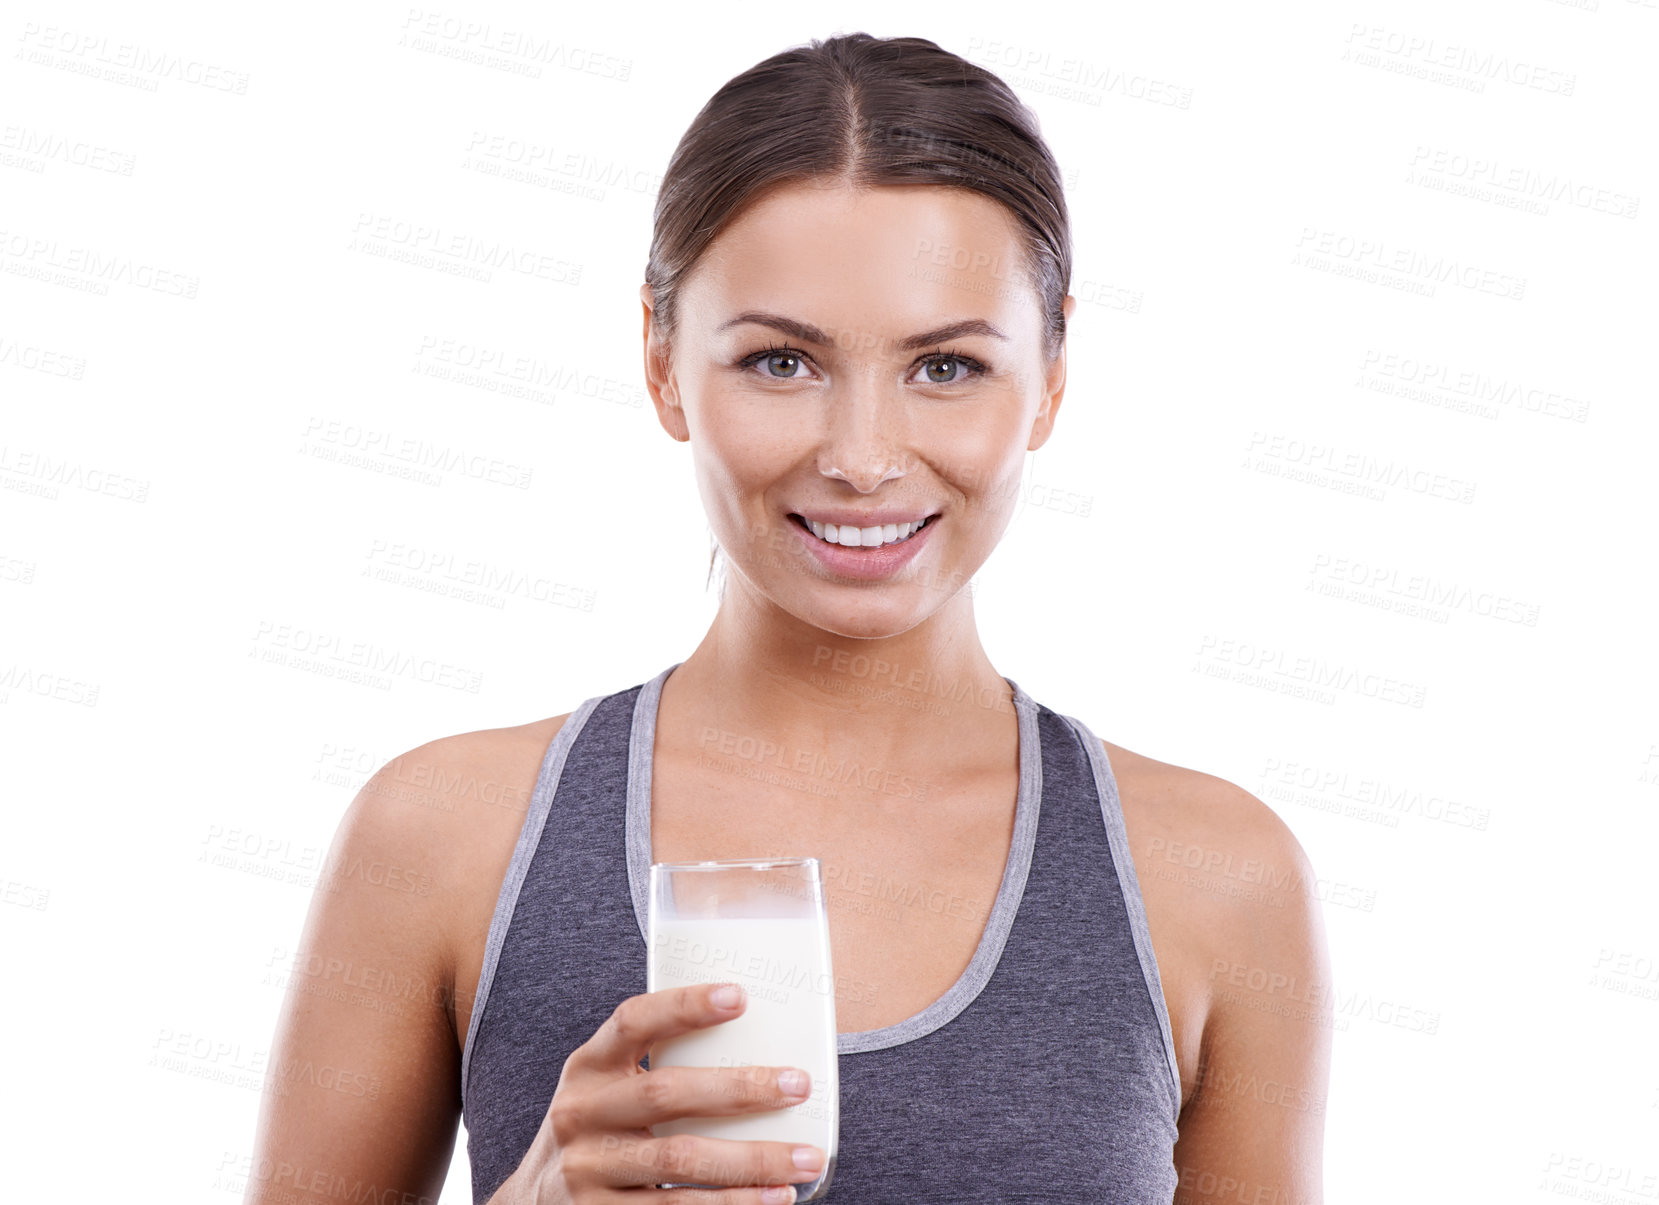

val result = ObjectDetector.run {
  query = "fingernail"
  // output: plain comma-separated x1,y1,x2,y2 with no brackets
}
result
762,1188,795,1204
792,1145,824,1171
712,984,743,1009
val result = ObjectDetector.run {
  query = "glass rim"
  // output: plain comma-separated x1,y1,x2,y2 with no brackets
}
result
650,856,820,872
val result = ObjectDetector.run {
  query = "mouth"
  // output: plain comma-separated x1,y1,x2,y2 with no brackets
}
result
787,512,940,549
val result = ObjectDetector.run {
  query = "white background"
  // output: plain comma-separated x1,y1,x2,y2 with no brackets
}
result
3,1,1656,1201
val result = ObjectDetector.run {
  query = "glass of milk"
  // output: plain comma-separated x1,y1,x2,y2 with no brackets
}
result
647,857,839,1200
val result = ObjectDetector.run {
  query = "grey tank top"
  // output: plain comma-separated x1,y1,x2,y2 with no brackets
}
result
461,664,1181,1202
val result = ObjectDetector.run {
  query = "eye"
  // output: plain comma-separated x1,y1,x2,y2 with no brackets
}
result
732,343,990,386
915,353,975,386
911,352,987,386
737,342,819,381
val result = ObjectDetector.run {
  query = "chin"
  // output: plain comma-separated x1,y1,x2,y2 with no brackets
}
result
788,591,938,641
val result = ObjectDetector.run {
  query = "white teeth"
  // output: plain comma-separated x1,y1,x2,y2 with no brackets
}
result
804,516,930,547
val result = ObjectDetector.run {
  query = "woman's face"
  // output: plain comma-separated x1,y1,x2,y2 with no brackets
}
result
642,181,1074,640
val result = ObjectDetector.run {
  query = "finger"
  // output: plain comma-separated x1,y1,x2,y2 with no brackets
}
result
587,1063,813,1131
646,1185,803,1204
572,983,747,1073
569,1130,826,1193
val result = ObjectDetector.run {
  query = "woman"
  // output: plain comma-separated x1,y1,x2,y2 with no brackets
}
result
248,31,1331,1205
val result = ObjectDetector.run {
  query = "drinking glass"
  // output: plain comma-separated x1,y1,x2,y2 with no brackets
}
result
647,857,839,1200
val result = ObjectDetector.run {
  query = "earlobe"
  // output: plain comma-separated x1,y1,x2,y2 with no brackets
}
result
645,352,689,443
639,282,691,443
640,317,689,443
1027,404,1058,452
1029,334,1070,452
659,404,690,443
647,360,690,443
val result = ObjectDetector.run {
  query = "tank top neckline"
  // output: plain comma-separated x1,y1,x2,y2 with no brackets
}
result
623,660,1045,1055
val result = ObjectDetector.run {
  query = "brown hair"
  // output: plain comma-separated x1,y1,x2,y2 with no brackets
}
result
642,32,1073,592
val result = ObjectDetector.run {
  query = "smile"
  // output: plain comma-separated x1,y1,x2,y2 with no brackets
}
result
789,513,938,548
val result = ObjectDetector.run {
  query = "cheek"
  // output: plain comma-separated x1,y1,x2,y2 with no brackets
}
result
689,397,798,509
928,408,1030,513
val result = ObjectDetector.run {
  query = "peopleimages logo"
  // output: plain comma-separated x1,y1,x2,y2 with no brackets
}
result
1357,349,1591,424
250,619,484,694
0,337,88,379
0,124,137,176
1247,431,1477,504
300,417,533,490
1407,146,1639,219
1195,634,1428,709
0,444,148,500
397,10,632,81
1292,227,1526,300
1260,758,1492,831
1342,23,1577,95
1308,552,1541,627
963,37,1194,109
15,22,252,94
0,229,199,298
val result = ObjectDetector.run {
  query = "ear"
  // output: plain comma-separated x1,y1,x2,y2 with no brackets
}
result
641,282,690,443
1028,293,1076,452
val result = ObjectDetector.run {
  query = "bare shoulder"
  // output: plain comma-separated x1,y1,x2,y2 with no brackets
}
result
1104,736,1326,995
247,710,578,1199
1105,738,1318,902
352,711,576,1044
359,712,573,864
1105,739,1332,1192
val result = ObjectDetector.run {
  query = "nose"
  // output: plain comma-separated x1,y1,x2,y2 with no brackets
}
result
817,375,907,492
822,460,904,491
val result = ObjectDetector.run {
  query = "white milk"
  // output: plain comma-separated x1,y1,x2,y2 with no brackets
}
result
647,915,839,1149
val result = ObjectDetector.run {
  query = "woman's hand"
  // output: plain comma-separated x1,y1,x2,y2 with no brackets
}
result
489,982,827,1203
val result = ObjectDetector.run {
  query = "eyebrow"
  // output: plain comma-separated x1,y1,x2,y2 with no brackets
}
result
717,311,1009,351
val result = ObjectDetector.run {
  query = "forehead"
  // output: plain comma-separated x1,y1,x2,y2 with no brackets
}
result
684,182,1040,344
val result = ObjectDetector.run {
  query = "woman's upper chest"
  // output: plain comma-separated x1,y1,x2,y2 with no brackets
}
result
650,742,1020,1035
445,704,1208,1115
648,735,1207,1109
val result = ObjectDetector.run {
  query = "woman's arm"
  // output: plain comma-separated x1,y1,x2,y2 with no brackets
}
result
244,717,819,1205
1168,787,1334,1204
244,734,509,1204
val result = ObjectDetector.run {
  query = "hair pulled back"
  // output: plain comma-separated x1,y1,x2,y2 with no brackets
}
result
643,32,1072,366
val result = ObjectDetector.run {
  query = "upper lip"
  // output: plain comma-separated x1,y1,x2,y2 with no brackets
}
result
790,509,940,527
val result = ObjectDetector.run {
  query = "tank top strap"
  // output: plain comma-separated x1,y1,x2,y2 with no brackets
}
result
459,684,621,1112
1054,709,1184,1116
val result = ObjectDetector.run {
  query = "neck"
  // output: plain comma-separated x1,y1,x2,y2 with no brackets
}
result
666,575,1015,767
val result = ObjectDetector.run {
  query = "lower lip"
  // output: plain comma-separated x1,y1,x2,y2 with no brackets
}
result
790,514,938,581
